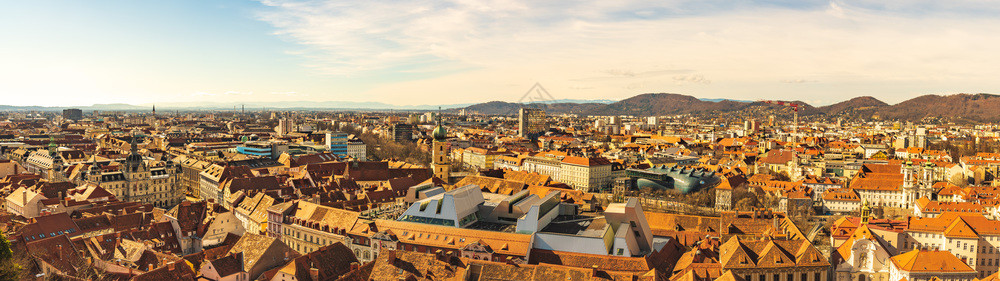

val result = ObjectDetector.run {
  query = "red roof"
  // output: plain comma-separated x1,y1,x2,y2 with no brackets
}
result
561,156,612,166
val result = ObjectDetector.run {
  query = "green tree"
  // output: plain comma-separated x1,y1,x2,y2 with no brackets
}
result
0,232,20,281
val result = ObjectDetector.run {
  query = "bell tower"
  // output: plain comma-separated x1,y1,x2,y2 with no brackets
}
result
860,199,872,224
430,108,451,183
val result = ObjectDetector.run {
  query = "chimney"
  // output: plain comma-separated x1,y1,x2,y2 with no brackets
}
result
56,245,63,259
22,189,27,207
591,265,599,278
309,267,319,281
350,262,360,271
387,250,396,264
168,262,176,271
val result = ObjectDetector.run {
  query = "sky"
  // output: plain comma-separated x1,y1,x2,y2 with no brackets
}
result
1,0,999,107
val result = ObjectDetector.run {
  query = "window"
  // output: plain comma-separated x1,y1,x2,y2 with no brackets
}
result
815,272,821,281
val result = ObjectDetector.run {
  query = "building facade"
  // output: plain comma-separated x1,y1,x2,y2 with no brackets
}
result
83,138,184,208
518,107,546,141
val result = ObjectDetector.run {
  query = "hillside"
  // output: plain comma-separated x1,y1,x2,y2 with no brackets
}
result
459,93,812,117
816,96,888,118
880,93,1000,122
583,93,737,116
458,101,605,115
457,92,1000,121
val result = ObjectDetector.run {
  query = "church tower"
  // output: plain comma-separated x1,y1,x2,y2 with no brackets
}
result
123,135,148,200
46,136,66,182
860,199,872,224
430,108,451,183
86,155,101,185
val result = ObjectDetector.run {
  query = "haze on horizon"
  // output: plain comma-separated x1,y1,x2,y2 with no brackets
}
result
1,0,998,107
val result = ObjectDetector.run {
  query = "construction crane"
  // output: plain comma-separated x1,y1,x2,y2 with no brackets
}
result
759,100,799,134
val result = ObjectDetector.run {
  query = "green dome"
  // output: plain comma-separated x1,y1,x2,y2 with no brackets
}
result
432,125,447,141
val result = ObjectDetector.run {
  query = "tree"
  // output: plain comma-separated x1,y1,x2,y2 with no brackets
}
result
731,184,758,209
735,198,756,211
0,232,20,281
681,188,715,208
772,171,791,181
759,193,781,209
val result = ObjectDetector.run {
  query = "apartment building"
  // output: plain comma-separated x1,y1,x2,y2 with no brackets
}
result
557,156,612,192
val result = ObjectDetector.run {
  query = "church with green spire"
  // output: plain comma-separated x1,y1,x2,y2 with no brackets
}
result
431,108,451,182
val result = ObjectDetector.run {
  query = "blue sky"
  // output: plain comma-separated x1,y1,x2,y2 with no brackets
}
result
2,0,999,106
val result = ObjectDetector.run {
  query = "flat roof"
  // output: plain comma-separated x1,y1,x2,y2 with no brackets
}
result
540,215,607,237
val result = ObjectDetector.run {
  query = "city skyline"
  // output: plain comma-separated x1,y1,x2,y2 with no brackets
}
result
2,0,1000,107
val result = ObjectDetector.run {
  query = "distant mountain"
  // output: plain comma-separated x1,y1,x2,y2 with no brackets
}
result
816,96,888,116
88,103,148,110
455,92,1000,122
879,93,1000,122
699,98,753,103
459,101,524,115
0,99,614,113
586,93,746,116
457,93,813,117
578,93,815,117
547,99,618,104
6,93,1000,121
0,103,148,111
145,101,475,111
139,99,615,111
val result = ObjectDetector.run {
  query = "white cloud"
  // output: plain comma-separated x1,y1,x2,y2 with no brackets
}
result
673,74,710,85
254,0,1000,105
781,79,818,84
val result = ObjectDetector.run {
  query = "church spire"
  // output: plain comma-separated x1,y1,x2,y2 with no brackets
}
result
435,106,442,126
130,134,138,155
860,199,872,224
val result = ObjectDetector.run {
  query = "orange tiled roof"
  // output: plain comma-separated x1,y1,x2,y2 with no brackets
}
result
718,237,828,269
918,201,985,215
889,250,975,273
561,156,612,166
528,249,651,273
759,150,796,165
849,176,902,191
943,218,979,239
350,219,532,257
823,188,859,201
645,212,720,234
